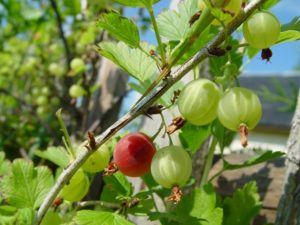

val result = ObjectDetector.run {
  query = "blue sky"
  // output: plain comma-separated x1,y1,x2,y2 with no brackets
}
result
124,0,300,74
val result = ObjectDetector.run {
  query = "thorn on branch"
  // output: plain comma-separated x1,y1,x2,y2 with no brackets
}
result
124,198,140,209
149,49,156,56
222,8,235,17
52,197,63,209
87,131,97,150
207,47,227,57
171,90,181,104
143,104,165,119
189,11,202,26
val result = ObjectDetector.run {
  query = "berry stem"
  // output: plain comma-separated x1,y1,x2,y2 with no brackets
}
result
239,124,249,147
160,113,173,145
151,121,164,141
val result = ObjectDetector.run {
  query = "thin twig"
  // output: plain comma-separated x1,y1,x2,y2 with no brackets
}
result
49,0,72,64
34,1,267,224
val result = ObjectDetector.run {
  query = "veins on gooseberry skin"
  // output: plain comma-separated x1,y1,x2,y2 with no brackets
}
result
151,146,192,203
217,87,262,147
178,79,222,126
243,11,281,49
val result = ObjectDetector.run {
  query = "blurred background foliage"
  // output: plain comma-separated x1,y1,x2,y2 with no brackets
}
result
0,0,149,161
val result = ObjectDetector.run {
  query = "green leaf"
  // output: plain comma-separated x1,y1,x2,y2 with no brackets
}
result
276,30,300,44
0,207,34,225
211,120,235,152
98,42,158,82
35,146,70,167
61,0,81,15
209,39,243,77
282,16,300,31
152,183,222,225
98,12,140,48
223,181,261,225
0,205,17,216
224,150,285,170
15,208,34,225
74,210,135,225
201,208,223,225
113,0,160,8
148,212,203,225
0,159,54,209
246,46,260,59
0,152,11,176
262,0,280,10
179,123,211,153
103,171,133,197
127,198,154,216
175,26,218,64
21,4,43,20
141,173,170,199
156,0,198,40
176,183,218,219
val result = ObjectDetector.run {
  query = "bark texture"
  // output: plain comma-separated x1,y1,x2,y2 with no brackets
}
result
276,90,300,225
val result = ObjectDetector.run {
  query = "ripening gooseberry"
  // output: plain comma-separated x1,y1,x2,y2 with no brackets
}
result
70,58,85,74
59,169,89,202
151,146,192,189
48,63,64,77
69,84,86,98
36,95,48,106
243,11,281,49
82,144,111,173
114,132,156,177
178,79,221,126
217,87,262,147
198,0,242,24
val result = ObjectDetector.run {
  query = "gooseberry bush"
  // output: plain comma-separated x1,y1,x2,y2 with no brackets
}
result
0,0,300,225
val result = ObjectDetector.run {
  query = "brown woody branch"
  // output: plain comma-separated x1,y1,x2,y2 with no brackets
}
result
34,0,267,224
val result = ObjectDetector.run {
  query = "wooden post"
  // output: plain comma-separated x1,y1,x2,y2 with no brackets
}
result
276,90,300,225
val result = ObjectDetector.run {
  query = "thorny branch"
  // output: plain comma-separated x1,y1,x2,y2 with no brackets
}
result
34,0,268,224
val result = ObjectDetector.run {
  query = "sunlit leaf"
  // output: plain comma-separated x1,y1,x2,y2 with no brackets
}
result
74,210,135,225
113,0,160,8
35,146,70,167
157,0,198,40
0,159,54,209
98,42,158,82
223,181,261,225
98,12,140,48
